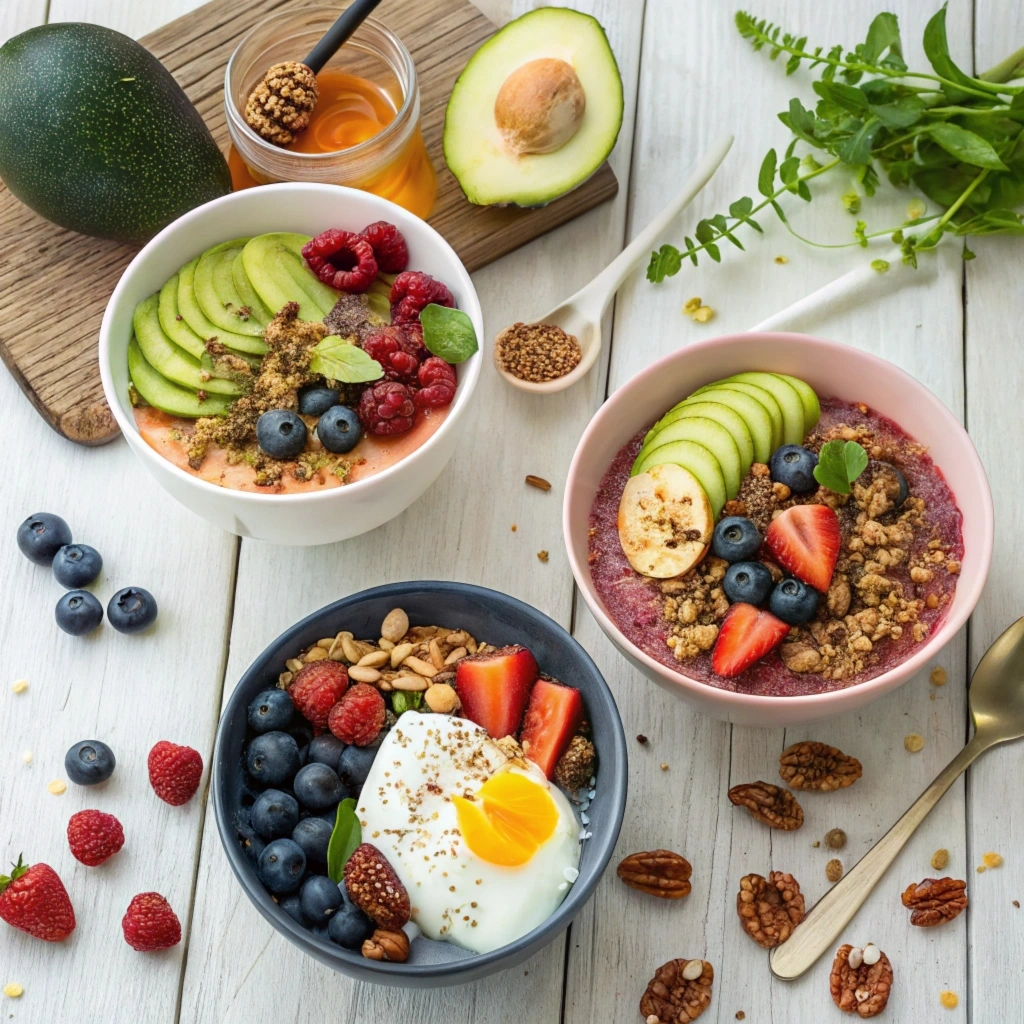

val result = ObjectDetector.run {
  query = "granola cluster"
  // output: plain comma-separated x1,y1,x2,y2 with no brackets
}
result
659,415,960,681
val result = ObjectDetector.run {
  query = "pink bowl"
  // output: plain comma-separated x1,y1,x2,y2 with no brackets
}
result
564,332,993,725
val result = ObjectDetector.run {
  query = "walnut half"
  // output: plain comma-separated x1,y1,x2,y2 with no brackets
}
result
778,741,863,792
830,943,893,1018
617,849,692,899
900,876,968,926
736,871,805,948
361,928,410,962
639,958,714,1023
728,781,804,830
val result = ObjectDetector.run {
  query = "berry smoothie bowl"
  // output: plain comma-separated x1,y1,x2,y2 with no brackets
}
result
564,333,992,726
100,183,482,545
212,582,627,986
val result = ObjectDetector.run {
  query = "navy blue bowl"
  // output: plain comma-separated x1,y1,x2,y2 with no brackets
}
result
213,581,628,987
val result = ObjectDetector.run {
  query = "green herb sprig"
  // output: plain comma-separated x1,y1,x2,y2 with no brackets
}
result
647,6,1024,282
326,797,361,883
813,439,869,494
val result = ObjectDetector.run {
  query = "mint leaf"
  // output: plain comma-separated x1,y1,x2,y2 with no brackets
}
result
813,439,868,494
326,797,360,883
758,148,777,198
420,304,478,363
924,123,1009,171
647,244,683,282
310,335,383,383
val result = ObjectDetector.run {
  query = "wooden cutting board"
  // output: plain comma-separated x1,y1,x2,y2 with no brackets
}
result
0,0,617,445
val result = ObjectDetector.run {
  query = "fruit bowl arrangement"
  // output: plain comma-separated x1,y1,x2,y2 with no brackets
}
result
212,581,627,986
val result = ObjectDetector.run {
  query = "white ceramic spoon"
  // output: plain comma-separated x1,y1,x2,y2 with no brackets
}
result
494,134,735,395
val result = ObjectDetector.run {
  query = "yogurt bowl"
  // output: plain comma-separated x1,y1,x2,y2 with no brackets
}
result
99,182,482,546
564,332,993,726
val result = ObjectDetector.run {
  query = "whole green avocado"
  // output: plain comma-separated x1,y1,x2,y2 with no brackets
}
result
0,23,232,244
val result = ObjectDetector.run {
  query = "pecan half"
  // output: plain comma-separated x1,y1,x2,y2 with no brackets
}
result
639,958,714,1023
778,741,863,792
728,781,803,830
617,850,692,899
343,843,411,930
830,943,893,1018
361,928,410,962
736,872,805,948
900,876,967,926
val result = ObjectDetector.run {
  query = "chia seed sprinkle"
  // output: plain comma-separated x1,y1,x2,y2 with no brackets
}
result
496,322,582,383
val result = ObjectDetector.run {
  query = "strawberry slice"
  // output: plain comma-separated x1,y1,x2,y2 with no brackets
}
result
765,503,841,592
711,603,790,678
455,645,538,739
519,678,584,779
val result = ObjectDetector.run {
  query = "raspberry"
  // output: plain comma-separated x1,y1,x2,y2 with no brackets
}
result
302,229,378,292
360,221,409,274
288,661,349,731
362,326,421,383
121,892,181,951
389,271,455,324
414,356,457,409
397,320,428,361
358,381,416,436
67,810,125,866
328,683,385,746
147,741,203,806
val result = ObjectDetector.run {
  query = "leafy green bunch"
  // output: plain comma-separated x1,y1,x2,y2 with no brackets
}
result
648,5,1024,282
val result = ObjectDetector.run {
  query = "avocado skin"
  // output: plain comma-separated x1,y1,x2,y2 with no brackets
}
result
0,23,232,244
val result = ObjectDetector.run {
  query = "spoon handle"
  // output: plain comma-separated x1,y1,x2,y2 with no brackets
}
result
770,734,989,980
572,135,734,320
303,0,384,74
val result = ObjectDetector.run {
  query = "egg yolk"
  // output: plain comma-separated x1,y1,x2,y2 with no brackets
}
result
454,771,559,866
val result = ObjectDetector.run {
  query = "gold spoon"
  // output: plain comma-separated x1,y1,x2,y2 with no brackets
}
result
771,614,1024,979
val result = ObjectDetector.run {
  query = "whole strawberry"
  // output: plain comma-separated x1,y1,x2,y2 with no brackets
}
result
122,892,181,951
67,810,125,866
0,857,75,941
288,661,348,731
343,843,410,930
148,740,203,806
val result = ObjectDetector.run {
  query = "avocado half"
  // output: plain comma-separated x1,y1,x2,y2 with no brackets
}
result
443,7,624,208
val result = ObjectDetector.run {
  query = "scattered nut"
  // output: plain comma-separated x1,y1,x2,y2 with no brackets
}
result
692,306,715,323
861,944,881,966
537,550,550,563
424,683,458,714
930,666,947,686
904,733,925,753
847,946,864,970
779,741,862,792
525,475,552,491
728,782,804,830
358,650,390,669
681,959,705,982
736,871,805,948
10,679,27,694
278,671,293,688
826,859,844,882
381,608,410,644
389,643,414,668
774,255,789,264
304,646,328,663
392,674,429,692
3,982,23,998
825,828,847,850
403,656,438,678
21,750,32,765
348,665,382,684
683,297,702,314
661,762,670,771
637,734,648,744
901,877,968,926
286,658,304,674
616,850,692,899
640,958,714,1023
830,943,892,1018
47,779,66,795
444,646,467,666
361,928,409,962
931,849,949,871
939,991,958,1009
983,851,1003,869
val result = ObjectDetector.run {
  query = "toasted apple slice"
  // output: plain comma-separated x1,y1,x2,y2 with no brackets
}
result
617,463,713,578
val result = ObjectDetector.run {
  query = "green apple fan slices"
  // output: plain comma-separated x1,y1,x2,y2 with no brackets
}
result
623,372,821,577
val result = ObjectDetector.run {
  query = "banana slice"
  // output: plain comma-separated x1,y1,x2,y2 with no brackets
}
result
617,463,713,579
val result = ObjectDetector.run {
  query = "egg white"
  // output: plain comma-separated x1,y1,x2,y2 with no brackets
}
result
357,712,580,954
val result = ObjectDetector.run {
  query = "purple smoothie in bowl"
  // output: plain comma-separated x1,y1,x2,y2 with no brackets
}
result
564,333,992,726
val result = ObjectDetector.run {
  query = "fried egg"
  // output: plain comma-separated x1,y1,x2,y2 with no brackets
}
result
357,711,580,954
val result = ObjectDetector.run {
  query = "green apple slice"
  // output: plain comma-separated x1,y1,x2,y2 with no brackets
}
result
634,415,742,497
772,373,821,433
195,240,265,337
718,372,805,446
177,258,268,355
128,338,233,419
691,384,780,458
644,399,754,477
231,251,273,326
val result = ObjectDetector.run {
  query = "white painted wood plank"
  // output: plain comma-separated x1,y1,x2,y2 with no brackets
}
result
0,0,46,44
965,5,1024,1022
47,0,209,39
177,1,646,1021
564,2,972,1022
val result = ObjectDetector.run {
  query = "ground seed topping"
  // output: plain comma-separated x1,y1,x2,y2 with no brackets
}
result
495,322,582,383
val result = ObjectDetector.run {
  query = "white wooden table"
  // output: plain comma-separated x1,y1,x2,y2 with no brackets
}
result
2,1,1021,1021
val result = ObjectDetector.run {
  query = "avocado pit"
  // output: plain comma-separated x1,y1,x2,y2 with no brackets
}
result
494,58,586,156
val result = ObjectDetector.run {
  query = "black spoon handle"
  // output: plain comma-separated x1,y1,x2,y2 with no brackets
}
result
302,0,385,75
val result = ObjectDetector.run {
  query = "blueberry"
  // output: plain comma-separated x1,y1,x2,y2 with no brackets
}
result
293,762,347,812
307,734,345,772
879,463,910,507
328,894,373,949
337,744,377,791
769,577,821,625
246,731,301,787
300,874,344,926
251,789,300,840
256,410,307,460
237,823,266,868
298,386,340,417
107,587,158,634
278,893,305,925
257,838,306,894
52,544,103,589
17,513,72,565
316,405,362,455
712,516,762,563
56,590,103,635
247,689,294,733
292,816,334,865
769,444,819,495
723,562,774,606
64,739,116,785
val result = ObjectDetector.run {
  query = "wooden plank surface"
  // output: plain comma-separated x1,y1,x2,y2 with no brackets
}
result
0,0,616,446
564,3,974,1022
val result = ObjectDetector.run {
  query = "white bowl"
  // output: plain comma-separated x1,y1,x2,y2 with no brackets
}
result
99,183,483,546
